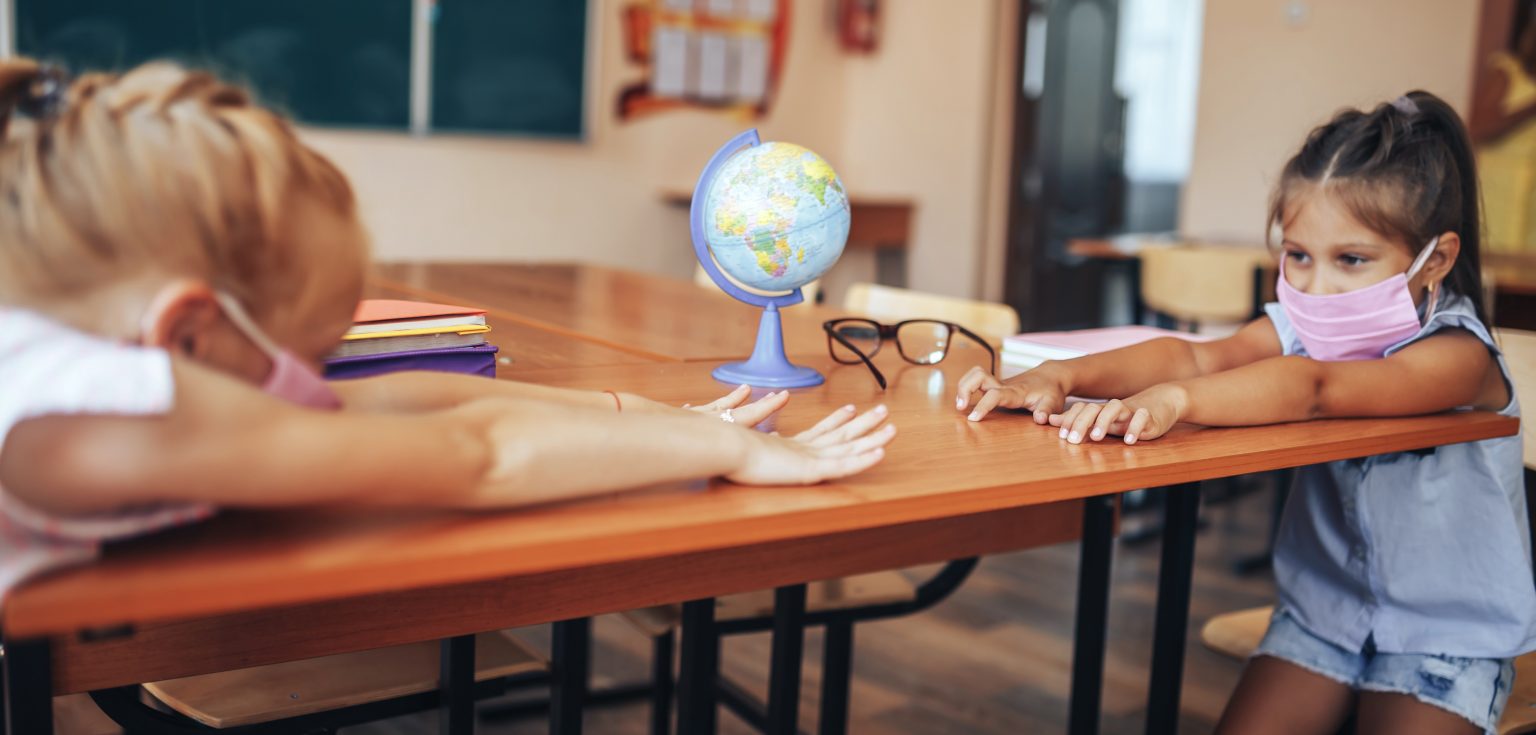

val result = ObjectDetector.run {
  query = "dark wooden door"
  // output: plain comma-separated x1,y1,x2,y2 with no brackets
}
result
1004,0,1126,330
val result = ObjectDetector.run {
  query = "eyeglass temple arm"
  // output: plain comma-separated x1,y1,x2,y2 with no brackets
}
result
826,328,887,390
952,324,999,374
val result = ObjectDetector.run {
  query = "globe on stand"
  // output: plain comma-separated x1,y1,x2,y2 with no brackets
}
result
691,129,851,388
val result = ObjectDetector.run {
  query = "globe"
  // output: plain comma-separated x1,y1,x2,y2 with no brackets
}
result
701,141,850,293
690,130,848,388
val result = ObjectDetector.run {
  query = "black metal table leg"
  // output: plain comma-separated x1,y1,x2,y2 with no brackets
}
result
3,637,52,735
651,630,676,735
818,620,854,735
677,599,719,735
766,584,807,735
1145,482,1202,735
551,618,591,735
1068,494,1116,735
440,634,476,735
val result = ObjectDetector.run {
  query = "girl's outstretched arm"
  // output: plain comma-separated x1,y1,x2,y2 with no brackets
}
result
958,316,1284,422
333,370,790,427
1054,329,1509,444
0,357,895,515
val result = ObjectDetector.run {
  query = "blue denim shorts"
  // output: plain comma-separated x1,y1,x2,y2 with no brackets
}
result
1253,609,1515,734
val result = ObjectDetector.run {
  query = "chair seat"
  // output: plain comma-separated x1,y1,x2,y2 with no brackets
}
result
1200,605,1272,660
621,570,918,637
142,631,547,729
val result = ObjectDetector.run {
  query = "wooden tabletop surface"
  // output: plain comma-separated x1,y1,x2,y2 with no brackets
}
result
373,262,849,362
367,282,656,371
7,350,1514,644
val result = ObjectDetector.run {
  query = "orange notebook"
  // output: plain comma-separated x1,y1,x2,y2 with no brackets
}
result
353,299,486,324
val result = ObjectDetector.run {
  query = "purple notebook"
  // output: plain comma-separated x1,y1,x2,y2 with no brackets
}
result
325,344,499,380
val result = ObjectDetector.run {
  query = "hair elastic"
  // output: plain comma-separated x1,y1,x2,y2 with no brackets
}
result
1391,95,1419,116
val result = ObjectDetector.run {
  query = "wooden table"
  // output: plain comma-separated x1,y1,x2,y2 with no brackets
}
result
374,262,850,362
3,264,1519,735
368,282,655,371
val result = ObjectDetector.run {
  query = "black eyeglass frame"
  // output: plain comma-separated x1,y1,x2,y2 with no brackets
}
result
821,318,998,390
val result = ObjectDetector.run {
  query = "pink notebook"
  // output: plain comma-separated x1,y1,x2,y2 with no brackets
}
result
1003,326,1212,366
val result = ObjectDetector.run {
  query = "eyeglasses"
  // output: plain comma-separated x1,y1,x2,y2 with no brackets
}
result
822,318,997,390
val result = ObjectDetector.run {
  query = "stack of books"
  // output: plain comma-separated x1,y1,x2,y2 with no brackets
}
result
1003,325,1212,370
324,299,499,379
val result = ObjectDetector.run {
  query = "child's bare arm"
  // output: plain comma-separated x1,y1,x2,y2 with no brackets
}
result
332,371,791,427
958,317,1283,422
1056,329,1507,444
0,357,894,515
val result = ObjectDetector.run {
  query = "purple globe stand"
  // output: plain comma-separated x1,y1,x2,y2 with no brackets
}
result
692,129,826,388
711,302,824,388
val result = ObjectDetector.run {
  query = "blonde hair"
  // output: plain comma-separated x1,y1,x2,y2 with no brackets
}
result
0,58,365,319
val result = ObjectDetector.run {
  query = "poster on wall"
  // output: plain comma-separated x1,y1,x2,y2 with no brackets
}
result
616,0,789,120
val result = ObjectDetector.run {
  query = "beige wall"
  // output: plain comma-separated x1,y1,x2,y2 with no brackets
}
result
1180,0,1480,243
304,0,1012,299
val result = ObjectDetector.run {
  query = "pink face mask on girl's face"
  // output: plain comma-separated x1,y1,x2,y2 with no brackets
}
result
211,293,343,410
1276,237,1440,362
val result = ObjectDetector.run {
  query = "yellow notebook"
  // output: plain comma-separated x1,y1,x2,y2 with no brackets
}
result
341,324,491,342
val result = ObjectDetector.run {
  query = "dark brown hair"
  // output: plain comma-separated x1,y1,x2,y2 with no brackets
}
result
1268,90,1489,326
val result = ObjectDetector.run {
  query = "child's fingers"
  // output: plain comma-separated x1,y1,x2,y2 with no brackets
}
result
818,423,897,457
793,404,857,442
811,405,889,446
967,389,1005,421
954,367,999,411
694,384,751,412
1051,403,1080,431
1065,403,1102,444
816,448,887,481
1125,408,1151,445
1089,399,1126,441
1028,392,1061,424
728,390,789,427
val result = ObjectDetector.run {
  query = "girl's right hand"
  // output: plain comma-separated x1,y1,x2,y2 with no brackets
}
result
955,365,1069,423
726,405,896,485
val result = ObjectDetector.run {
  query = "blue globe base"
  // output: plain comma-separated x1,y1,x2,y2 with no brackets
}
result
711,302,825,389
712,361,824,389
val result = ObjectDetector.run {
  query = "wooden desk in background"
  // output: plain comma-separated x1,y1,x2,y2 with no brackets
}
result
3,263,1517,735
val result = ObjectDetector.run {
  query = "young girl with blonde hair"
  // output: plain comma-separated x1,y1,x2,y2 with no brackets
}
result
0,59,894,600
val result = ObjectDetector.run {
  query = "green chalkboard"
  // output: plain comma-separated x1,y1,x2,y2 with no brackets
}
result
430,0,587,137
16,0,590,137
16,0,413,129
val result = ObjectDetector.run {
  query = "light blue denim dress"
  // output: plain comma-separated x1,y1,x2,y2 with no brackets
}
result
1259,293,1532,732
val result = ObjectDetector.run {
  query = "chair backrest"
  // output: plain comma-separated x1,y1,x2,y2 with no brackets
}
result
1140,245,1273,325
1497,329,1536,470
842,282,1020,342
693,265,822,305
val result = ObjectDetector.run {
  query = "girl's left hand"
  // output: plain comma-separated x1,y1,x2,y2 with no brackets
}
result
684,384,790,428
1049,383,1188,445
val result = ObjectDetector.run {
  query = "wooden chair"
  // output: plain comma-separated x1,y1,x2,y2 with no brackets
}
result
86,632,548,733
1204,330,1536,734
1138,245,1273,329
842,282,1020,341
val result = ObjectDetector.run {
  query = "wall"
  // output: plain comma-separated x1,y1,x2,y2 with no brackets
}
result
301,0,1012,299
1179,0,1480,243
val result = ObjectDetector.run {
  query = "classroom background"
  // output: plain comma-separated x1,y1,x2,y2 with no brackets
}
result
8,1,1536,734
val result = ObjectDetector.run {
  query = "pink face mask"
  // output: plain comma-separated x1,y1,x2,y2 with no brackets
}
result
1276,237,1439,362
212,293,343,410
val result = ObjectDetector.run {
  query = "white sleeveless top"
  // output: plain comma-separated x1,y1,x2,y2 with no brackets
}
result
0,308,214,607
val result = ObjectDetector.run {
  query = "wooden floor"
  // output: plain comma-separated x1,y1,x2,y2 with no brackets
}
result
343,480,1280,735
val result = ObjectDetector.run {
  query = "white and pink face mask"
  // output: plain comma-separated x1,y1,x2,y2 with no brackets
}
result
208,292,342,410
1276,237,1439,362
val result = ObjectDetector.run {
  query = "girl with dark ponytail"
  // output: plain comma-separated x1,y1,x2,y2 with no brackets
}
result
959,91,1527,733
